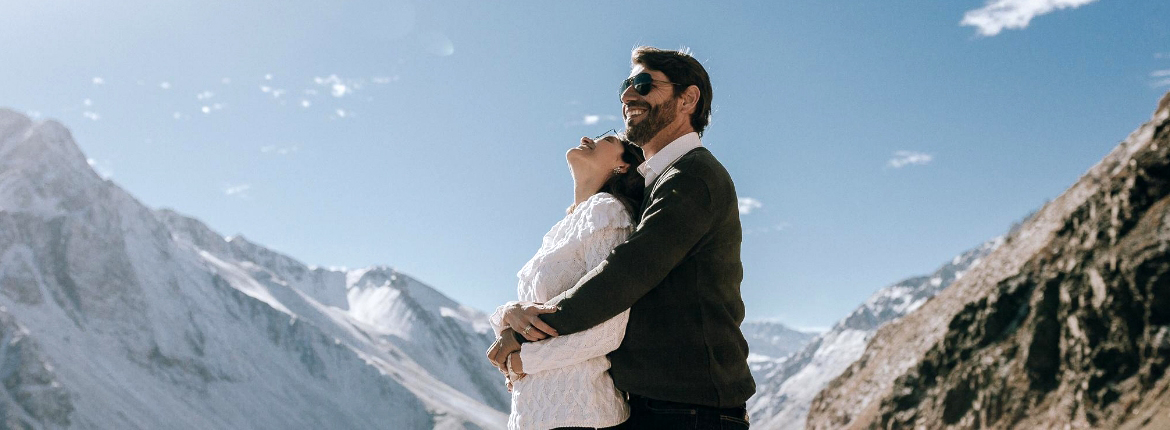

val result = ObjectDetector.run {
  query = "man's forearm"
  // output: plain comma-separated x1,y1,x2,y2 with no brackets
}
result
534,172,715,337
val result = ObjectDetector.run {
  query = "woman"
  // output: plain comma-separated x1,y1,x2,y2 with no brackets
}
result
487,132,644,430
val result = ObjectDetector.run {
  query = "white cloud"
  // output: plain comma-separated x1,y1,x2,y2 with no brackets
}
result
196,91,214,100
224,184,251,198
314,75,362,98
264,73,273,80
300,99,312,108
1154,78,1170,88
271,89,286,98
961,0,1097,37
26,110,41,119
372,76,399,84
82,111,100,121
335,109,348,118
159,81,171,90
261,144,299,155
583,115,600,125
201,106,211,114
222,77,232,84
83,98,93,106
738,197,763,215
92,77,105,85
888,151,933,168
260,85,272,93
1152,70,1170,78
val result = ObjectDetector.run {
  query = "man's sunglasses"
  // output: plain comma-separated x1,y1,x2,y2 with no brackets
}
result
619,73,687,97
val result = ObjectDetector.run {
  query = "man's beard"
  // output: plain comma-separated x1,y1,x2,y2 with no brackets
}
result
624,97,678,147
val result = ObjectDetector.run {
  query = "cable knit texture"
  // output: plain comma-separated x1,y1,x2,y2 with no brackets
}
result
489,193,633,430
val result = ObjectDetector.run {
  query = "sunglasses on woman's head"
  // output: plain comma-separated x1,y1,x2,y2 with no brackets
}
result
619,73,686,97
593,128,619,140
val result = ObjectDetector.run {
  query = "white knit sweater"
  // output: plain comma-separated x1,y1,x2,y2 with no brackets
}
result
489,193,633,430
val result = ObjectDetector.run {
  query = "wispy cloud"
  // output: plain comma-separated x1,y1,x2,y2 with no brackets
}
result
738,197,763,215
1152,69,1170,88
82,111,100,121
159,81,171,90
196,91,214,100
92,77,105,85
314,75,362,98
583,115,600,125
200,103,225,114
961,0,1097,37
887,151,933,168
260,144,299,155
224,184,252,199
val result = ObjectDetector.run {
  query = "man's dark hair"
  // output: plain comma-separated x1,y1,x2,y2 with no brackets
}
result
631,46,713,136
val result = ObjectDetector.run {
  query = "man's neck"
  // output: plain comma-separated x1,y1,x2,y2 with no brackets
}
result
639,122,695,160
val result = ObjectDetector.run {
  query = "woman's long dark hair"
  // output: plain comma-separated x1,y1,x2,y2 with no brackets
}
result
597,139,646,221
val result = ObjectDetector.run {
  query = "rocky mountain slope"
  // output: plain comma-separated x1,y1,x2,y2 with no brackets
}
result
806,93,1170,429
746,237,1003,430
0,108,508,429
742,321,817,363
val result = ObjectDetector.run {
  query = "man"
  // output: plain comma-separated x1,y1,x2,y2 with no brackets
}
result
489,46,754,429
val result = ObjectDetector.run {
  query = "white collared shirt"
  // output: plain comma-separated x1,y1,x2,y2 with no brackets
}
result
637,132,703,187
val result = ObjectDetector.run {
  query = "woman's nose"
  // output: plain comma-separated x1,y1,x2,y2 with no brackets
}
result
580,137,592,145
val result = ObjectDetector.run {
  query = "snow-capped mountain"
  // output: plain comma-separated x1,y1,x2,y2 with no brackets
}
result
0,108,508,429
745,236,1004,430
741,321,817,363
807,92,1170,430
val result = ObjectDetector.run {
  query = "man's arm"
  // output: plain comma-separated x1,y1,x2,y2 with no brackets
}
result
537,169,715,336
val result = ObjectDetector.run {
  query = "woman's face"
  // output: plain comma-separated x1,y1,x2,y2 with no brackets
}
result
567,135,629,181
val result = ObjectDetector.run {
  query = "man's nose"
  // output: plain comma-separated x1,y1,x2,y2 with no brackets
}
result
620,85,639,104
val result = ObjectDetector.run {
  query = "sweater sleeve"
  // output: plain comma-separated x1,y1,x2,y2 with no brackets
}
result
488,301,518,337
538,168,714,336
517,197,633,374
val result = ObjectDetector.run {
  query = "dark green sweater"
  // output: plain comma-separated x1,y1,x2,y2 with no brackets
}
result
538,147,755,408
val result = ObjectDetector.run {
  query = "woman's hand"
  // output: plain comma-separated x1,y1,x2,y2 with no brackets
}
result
501,301,560,341
486,328,523,373
505,353,526,390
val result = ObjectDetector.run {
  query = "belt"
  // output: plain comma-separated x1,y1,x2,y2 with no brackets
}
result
626,393,748,419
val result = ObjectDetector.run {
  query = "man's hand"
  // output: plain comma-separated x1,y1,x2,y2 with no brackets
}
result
501,301,559,341
486,328,522,373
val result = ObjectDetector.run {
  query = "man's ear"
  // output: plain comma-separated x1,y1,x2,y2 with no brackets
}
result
681,85,701,116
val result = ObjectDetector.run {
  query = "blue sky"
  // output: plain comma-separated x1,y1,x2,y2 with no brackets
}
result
2,0,1167,330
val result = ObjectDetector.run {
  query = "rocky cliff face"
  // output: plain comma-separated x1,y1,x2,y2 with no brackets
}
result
746,237,1001,430
807,94,1170,429
0,108,508,429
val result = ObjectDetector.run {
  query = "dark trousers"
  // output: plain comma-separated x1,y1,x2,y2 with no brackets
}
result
617,394,749,430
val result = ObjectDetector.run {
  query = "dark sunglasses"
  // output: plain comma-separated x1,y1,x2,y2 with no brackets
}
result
619,73,687,97
593,128,619,140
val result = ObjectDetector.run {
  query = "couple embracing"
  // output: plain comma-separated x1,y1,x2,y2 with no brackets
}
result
486,46,754,430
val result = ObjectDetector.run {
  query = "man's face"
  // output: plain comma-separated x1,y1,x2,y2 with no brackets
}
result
622,64,680,146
